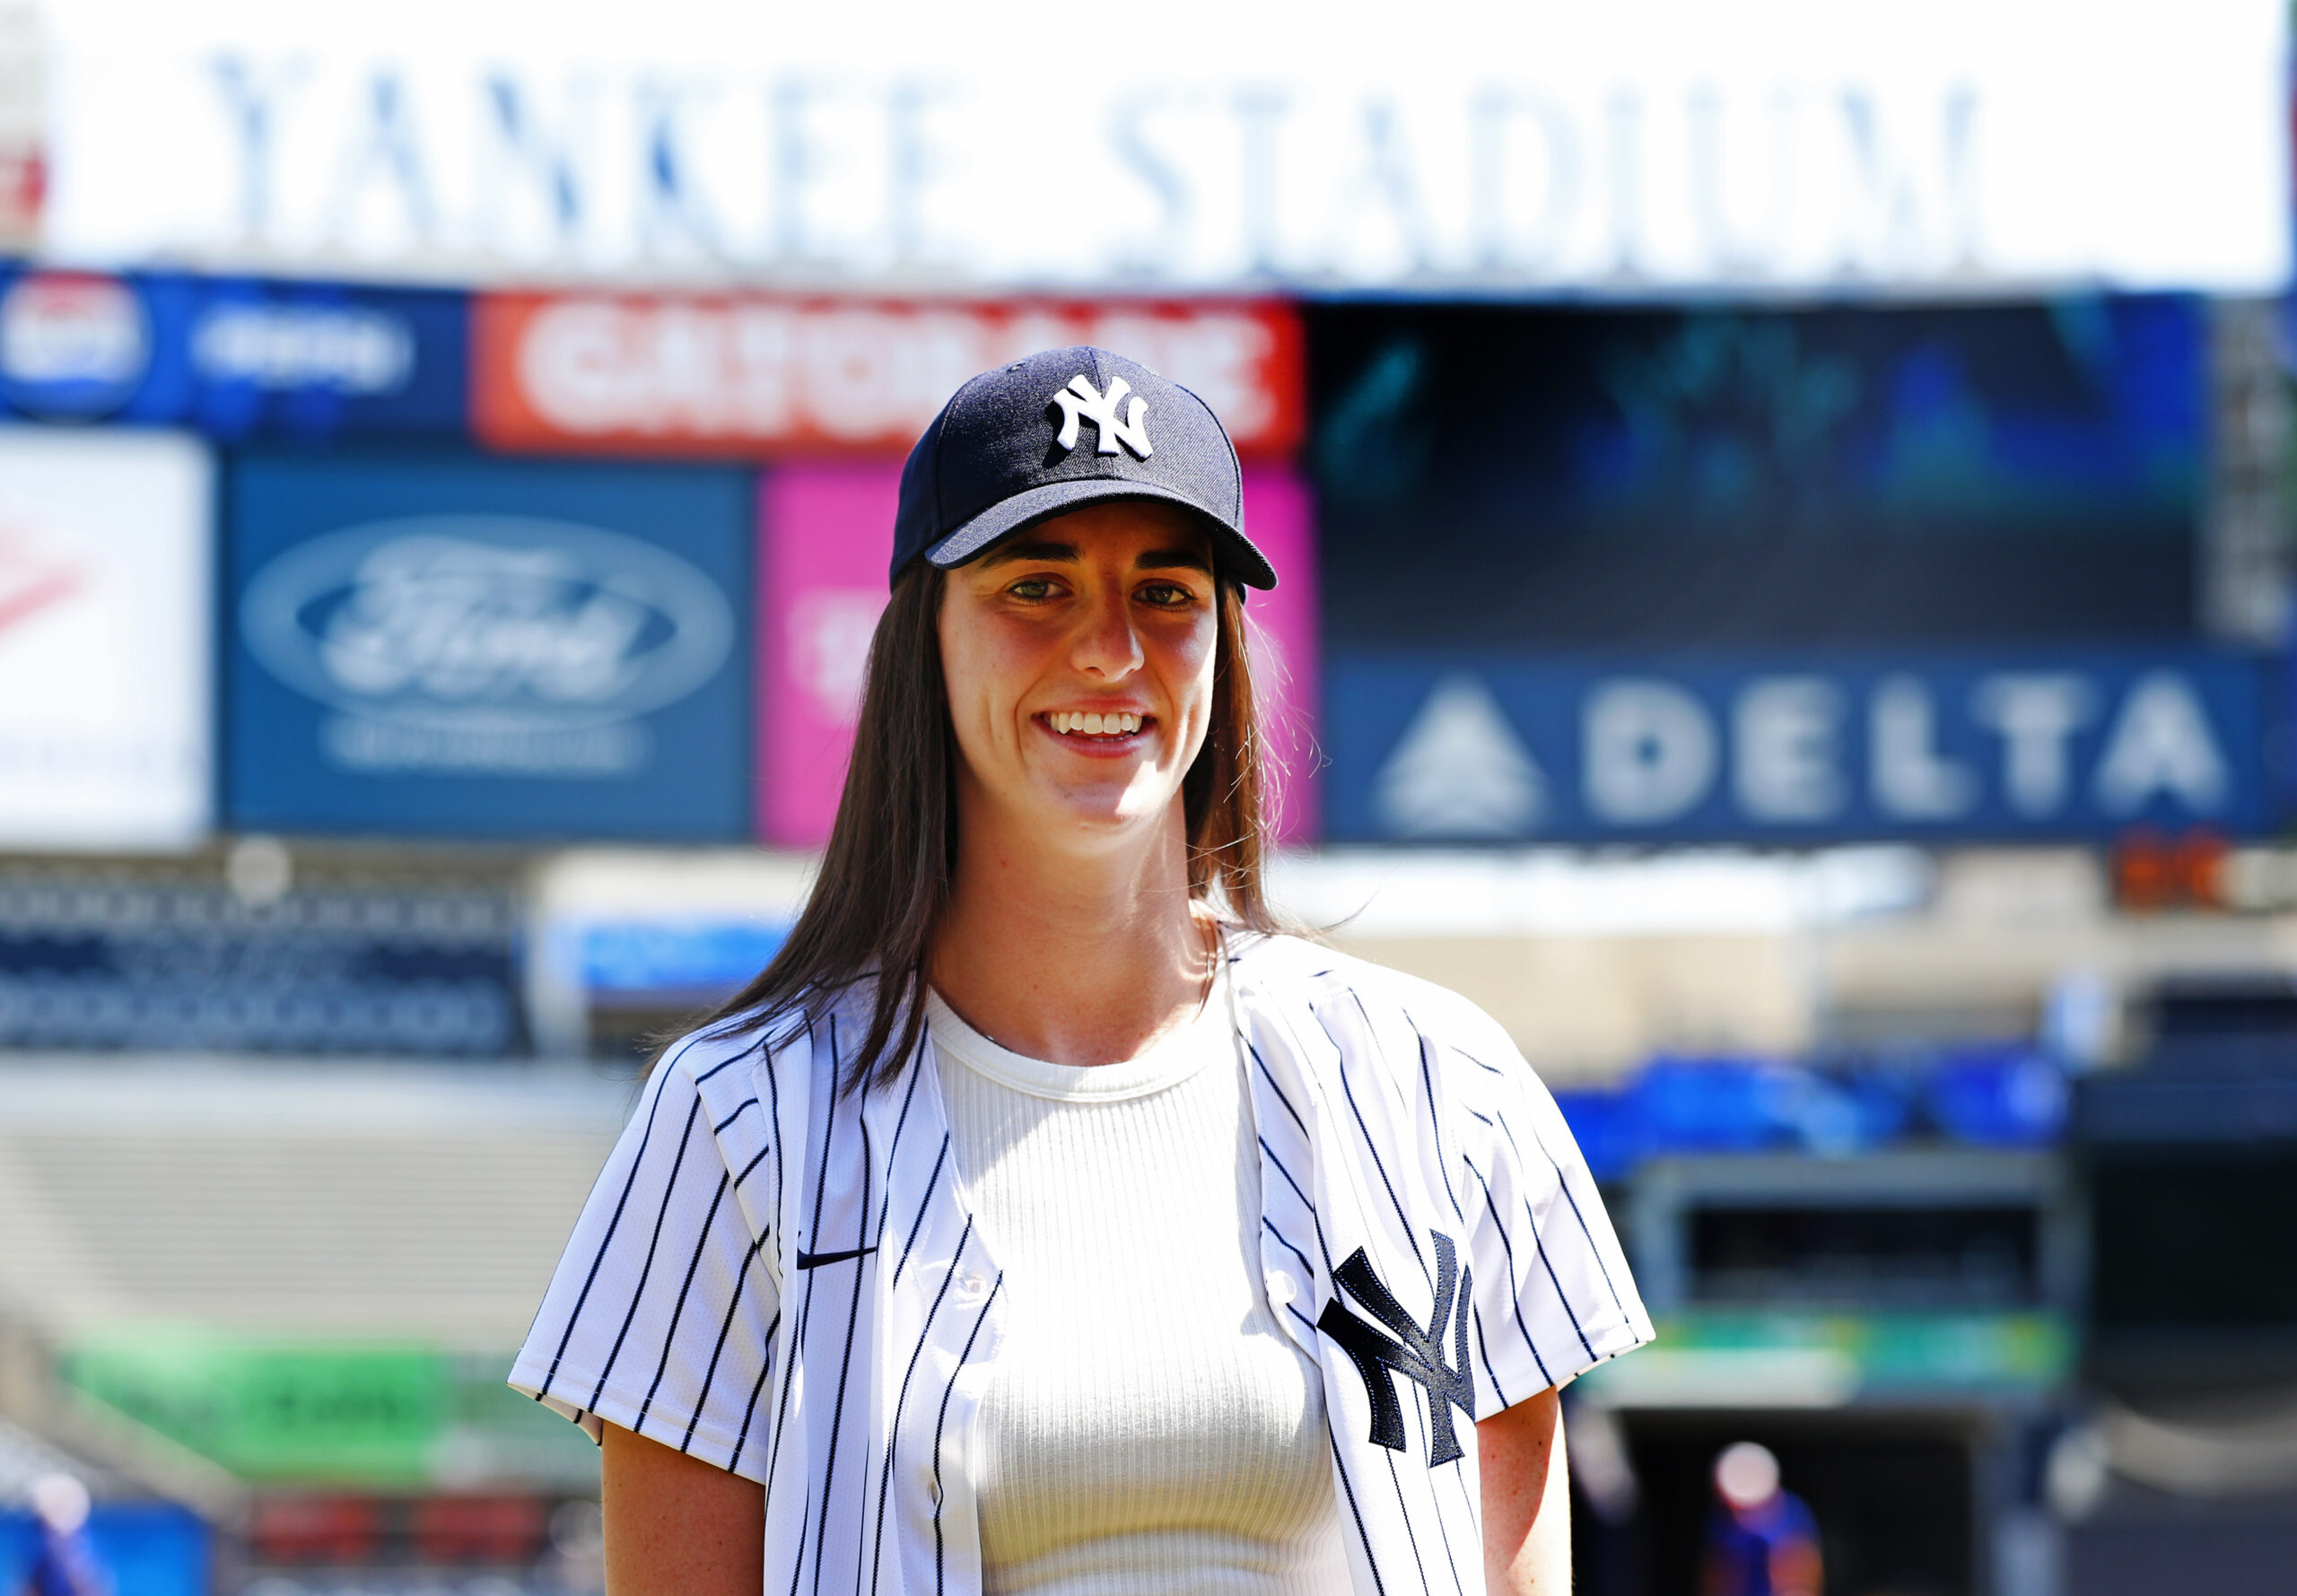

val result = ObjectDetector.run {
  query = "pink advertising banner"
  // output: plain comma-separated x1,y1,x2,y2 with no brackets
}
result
757,464,1319,848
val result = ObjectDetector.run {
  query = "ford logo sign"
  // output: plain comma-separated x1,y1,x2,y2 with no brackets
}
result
240,515,736,734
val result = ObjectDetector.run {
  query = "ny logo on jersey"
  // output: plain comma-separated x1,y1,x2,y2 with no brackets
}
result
1050,374,1154,459
1318,1231,1477,1467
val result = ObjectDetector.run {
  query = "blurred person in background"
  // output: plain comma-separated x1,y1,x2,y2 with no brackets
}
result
514,347,1652,1596
1700,1443,1821,1596
20,1476,109,1596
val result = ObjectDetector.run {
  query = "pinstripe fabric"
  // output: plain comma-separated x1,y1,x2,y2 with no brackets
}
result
511,938,1649,1596
1231,939,1652,1596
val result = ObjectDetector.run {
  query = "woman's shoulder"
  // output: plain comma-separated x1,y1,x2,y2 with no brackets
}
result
651,981,873,1100
1227,929,1522,1067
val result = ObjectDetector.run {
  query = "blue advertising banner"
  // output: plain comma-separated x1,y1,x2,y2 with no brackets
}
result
0,1504,210,1596
1327,652,2266,844
0,267,465,438
0,878,528,1056
227,454,751,841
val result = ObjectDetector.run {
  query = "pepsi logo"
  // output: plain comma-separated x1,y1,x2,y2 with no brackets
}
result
0,273,150,418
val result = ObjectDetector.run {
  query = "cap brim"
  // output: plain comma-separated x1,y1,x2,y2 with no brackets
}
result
923,478,1277,590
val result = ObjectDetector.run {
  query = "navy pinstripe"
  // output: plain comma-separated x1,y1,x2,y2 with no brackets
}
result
509,937,1651,1596
534,1034,692,1399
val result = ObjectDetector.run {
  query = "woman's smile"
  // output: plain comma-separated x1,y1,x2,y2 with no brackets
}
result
1043,710,1145,737
1037,708,1153,754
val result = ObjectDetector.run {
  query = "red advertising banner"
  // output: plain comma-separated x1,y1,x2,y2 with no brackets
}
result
474,294,1304,459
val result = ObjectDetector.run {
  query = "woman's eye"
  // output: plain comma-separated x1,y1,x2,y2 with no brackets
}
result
1009,579,1055,599
1138,582,1193,606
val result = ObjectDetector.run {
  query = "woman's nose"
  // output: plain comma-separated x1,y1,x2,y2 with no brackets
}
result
1070,586,1143,677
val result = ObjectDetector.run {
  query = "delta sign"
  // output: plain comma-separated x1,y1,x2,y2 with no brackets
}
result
1328,652,2268,844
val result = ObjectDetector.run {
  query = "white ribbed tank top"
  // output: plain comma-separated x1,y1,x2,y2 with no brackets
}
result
925,965,1345,1596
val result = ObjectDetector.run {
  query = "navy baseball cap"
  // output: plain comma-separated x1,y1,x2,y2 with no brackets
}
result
890,345,1277,590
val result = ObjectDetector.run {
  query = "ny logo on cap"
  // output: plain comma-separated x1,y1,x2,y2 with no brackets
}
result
1051,374,1154,460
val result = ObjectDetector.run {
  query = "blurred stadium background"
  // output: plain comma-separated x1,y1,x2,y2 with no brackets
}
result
0,0,2293,1592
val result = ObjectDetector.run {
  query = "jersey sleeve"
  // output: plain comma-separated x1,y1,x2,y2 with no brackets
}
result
1450,1017,1653,1413
509,1033,782,1481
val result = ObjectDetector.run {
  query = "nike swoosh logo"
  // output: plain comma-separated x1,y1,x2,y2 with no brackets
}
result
796,1245,878,1269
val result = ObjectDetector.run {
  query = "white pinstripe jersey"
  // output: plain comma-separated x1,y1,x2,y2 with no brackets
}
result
511,932,1653,1596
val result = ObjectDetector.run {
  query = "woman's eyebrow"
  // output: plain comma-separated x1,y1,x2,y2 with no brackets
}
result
1135,548,1213,573
981,539,1078,568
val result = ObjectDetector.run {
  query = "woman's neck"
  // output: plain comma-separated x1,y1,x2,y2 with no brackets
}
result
928,803,1212,1068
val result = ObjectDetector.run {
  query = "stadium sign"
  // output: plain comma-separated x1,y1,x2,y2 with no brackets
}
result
1327,652,2269,844
0,879,525,1055
240,515,736,777
191,299,415,394
0,430,212,850
0,266,467,436
0,271,149,417
475,293,1302,457
66,1334,599,1487
39,0,2289,295
226,454,752,842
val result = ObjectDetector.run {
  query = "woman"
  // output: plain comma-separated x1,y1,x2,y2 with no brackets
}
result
512,347,1651,1596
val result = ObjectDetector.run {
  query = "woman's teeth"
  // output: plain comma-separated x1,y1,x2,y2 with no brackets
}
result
1049,711,1143,737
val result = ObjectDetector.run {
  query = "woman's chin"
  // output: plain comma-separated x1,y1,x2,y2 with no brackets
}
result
1029,780,1179,839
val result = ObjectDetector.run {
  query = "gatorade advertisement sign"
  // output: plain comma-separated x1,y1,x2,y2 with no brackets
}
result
474,293,1302,458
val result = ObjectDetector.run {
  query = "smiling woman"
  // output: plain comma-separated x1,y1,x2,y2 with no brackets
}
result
944,510,1219,834
509,346,1651,1596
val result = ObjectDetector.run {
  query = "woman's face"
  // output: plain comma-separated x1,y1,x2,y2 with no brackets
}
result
939,501,1219,848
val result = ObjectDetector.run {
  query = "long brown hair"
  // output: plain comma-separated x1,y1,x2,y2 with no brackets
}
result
691,557,1287,1095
